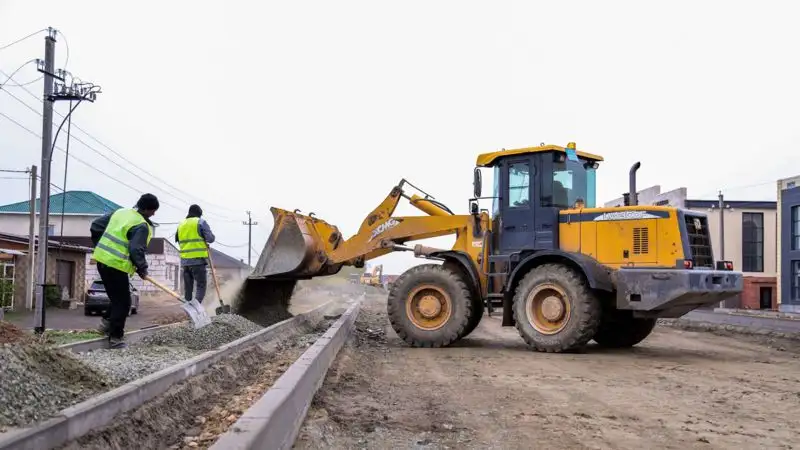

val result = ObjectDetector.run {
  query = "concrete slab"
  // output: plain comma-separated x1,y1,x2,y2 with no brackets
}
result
0,300,337,450
210,296,362,450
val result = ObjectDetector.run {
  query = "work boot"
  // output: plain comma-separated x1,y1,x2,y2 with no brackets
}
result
98,318,110,336
108,337,128,349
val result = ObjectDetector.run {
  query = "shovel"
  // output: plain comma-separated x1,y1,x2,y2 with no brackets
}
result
206,244,231,315
143,276,212,329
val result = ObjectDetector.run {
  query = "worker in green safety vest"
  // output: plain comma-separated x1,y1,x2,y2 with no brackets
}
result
175,204,215,304
90,194,160,349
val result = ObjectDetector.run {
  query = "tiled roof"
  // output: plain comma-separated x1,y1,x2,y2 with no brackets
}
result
0,191,122,215
0,232,93,253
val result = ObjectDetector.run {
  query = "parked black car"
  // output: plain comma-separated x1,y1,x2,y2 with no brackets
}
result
84,279,140,316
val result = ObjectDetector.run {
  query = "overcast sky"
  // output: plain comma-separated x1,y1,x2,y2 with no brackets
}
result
2,1,799,275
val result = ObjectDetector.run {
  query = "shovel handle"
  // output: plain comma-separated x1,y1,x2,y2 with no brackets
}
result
143,276,184,301
206,244,224,301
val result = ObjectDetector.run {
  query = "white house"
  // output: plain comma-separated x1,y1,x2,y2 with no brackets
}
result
1,191,178,295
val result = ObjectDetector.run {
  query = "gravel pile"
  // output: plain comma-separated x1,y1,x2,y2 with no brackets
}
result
0,321,29,345
0,344,111,427
76,346,202,384
140,314,263,350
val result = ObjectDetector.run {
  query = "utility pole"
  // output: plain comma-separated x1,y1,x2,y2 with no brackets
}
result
718,191,725,261
31,28,100,333
33,28,56,334
28,165,37,311
243,211,258,267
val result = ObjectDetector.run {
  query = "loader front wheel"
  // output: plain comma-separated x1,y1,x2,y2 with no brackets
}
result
593,311,656,348
442,260,483,339
512,264,600,353
388,264,472,348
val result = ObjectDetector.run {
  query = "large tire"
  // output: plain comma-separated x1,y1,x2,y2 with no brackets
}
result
512,264,600,353
442,261,483,339
388,264,472,348
593,311,656,348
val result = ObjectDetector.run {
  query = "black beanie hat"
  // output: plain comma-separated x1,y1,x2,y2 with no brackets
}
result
188,204,203,218
136,193,160,211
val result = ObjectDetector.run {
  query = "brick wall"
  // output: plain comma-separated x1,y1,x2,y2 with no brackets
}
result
741,276,777,310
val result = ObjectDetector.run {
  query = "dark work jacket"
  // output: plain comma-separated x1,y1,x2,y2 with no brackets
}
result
90,209,152,273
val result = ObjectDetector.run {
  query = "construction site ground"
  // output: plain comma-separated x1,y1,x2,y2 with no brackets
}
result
296,291,800,450
3,294,185,331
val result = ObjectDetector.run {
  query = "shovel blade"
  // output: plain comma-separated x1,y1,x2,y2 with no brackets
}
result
182,300,212,329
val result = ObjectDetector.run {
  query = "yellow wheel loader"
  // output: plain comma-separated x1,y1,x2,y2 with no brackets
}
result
241,143,742,352
360,264,384,287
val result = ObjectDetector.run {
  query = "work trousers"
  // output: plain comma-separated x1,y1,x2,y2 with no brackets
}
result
183,264,208,303
97,262,131,340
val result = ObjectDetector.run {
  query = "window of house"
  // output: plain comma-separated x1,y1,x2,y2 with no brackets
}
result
742,212,764,272
0,262,15,309
793,260,800,301
792,206,800,251
507,162,530,208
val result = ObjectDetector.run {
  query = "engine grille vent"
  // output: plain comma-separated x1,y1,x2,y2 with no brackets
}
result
684,214,713,268
633,227,650,255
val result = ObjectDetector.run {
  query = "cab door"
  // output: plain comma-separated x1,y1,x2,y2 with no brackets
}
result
499,157,535,252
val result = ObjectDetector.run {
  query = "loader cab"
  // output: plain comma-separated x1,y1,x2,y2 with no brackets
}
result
474,144,601,254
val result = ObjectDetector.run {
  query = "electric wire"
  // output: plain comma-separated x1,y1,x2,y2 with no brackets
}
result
0,69,241,217
0,28,47,52
0,86,240,222
0,59,37,90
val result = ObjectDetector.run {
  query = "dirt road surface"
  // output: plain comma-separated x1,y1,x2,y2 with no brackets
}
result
296,294,800,449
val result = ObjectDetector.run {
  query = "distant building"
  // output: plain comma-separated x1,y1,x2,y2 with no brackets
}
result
605,185,777,310
0,191,250,300
0,232,91,311
777,175,800,313
0,190,123,236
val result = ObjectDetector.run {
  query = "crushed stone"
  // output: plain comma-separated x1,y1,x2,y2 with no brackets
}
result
76,346,203,385
0,344,111,427
139,314,264,350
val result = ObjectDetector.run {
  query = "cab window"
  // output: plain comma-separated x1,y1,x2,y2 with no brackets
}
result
550,159,596,209
508,162,530,208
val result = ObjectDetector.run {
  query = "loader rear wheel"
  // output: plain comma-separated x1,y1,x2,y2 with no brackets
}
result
512,264,600,353
388,264,472,348
593,311,656,348
442,261,483,339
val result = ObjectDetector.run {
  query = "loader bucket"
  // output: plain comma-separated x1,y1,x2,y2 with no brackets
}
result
232,207,344,326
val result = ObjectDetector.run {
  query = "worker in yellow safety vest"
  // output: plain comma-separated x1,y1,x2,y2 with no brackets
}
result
90,194,159,349
175,204,215,304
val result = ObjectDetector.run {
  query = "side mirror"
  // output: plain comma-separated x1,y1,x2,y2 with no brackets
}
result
473,168,482,198
470,201,479,215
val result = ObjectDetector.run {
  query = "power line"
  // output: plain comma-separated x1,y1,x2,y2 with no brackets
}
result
0,68,242,217
0,85,240,223
0,110,190,213
214,241,248,248
0,59,37,90
56,30,69,69
694,180,777,200
0,28,47,52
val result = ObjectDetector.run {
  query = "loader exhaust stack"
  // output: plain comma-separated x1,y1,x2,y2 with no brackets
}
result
232,208,343,325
